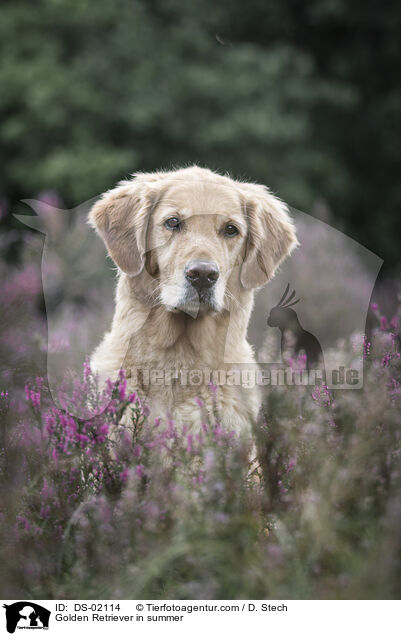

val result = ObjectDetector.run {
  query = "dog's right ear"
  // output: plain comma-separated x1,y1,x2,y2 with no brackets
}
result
88,179,153,276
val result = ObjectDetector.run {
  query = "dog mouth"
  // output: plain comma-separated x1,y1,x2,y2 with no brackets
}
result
196,288,216,306
164,286,220,317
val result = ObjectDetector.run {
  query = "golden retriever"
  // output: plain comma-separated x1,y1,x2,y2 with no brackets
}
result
88,166,297,436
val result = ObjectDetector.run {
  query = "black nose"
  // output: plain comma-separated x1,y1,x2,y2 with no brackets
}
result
185,260,220,289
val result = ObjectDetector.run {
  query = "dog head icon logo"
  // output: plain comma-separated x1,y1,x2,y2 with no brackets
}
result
3,602,50,633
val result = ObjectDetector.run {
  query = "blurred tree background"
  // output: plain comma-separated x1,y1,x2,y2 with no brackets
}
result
1,0,400,269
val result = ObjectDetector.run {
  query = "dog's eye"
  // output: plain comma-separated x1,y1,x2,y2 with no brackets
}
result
164,217,182,231
224,224,239,237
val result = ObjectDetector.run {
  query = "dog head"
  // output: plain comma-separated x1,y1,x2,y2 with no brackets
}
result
89,166,298,315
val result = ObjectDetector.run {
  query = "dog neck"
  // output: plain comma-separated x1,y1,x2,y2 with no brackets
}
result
112,272,253,370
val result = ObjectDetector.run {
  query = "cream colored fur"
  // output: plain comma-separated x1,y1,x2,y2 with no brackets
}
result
89,166,297,436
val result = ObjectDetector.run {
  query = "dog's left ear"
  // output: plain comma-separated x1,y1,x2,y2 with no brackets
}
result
240,184,298,289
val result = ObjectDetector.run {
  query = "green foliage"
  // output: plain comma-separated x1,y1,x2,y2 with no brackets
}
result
1,1,400,265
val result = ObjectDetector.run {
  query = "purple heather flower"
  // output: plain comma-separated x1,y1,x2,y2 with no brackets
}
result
288,457,297,472
363,335,371,359
289,354,307,371
380,316,388,331
39,505,50,520
142,403,150,417
135,464,145,477
16,516,31,532
186,434,194,453
381,353,391,367
167,419,176,439
118,379,127,401
83,359,92,378
119,468,130,484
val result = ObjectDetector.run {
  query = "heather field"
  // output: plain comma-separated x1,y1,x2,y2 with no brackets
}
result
1,233,400,600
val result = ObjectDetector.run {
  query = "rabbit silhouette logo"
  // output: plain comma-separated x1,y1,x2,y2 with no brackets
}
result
267,283,325,374
3,603,50,633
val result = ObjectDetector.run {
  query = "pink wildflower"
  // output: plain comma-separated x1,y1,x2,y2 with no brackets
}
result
119,468,130,484
135,464,145,477
380,316,388,331
133,444,142,458
83,359,91,378
118,379,127,401
287,457,297,472
186,434,194,453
